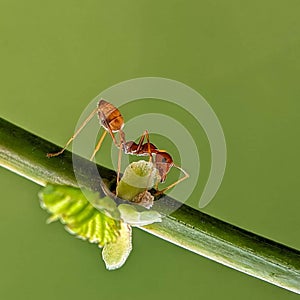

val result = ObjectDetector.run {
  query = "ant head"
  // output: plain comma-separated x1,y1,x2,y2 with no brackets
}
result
155,151,173,182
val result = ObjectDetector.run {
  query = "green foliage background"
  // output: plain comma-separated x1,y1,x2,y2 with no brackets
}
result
1,0,300,299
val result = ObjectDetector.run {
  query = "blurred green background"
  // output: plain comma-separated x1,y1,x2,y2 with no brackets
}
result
1,0,300,299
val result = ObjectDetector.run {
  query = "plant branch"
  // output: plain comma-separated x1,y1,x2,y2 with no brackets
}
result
0,117,300,294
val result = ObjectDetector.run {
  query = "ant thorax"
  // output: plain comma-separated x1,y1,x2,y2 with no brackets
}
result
123,141,138,154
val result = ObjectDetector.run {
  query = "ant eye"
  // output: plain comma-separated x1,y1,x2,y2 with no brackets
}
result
162,157,167,163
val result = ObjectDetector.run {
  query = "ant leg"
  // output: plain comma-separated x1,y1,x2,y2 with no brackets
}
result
130,130,154,197
135,130,153,162
116,144,122,188
155,165,189,195
116,130,126,187
135,130,146,148
144,130,153,163
98,120,124,190
108,131,119,147
90,130,107,161
47,107,98,158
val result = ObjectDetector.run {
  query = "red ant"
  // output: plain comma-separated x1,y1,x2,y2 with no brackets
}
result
47,99,189,194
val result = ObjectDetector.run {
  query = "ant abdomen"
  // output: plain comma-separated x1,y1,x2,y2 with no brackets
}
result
98,100,124,132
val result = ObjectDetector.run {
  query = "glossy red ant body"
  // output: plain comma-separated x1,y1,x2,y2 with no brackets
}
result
47,100,188,194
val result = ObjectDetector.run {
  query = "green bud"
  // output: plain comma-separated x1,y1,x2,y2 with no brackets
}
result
116,160,160,201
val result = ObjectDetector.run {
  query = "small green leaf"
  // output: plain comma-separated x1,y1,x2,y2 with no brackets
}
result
116,160,160,201
38,184,121,247
91,196,121,220
38,176,162,270
118,204,162,226
102,222,132,270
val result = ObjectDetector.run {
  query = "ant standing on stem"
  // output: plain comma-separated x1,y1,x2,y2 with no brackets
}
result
47,99,189,195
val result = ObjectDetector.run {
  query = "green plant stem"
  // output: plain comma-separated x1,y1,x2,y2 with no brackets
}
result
0,117,300,294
